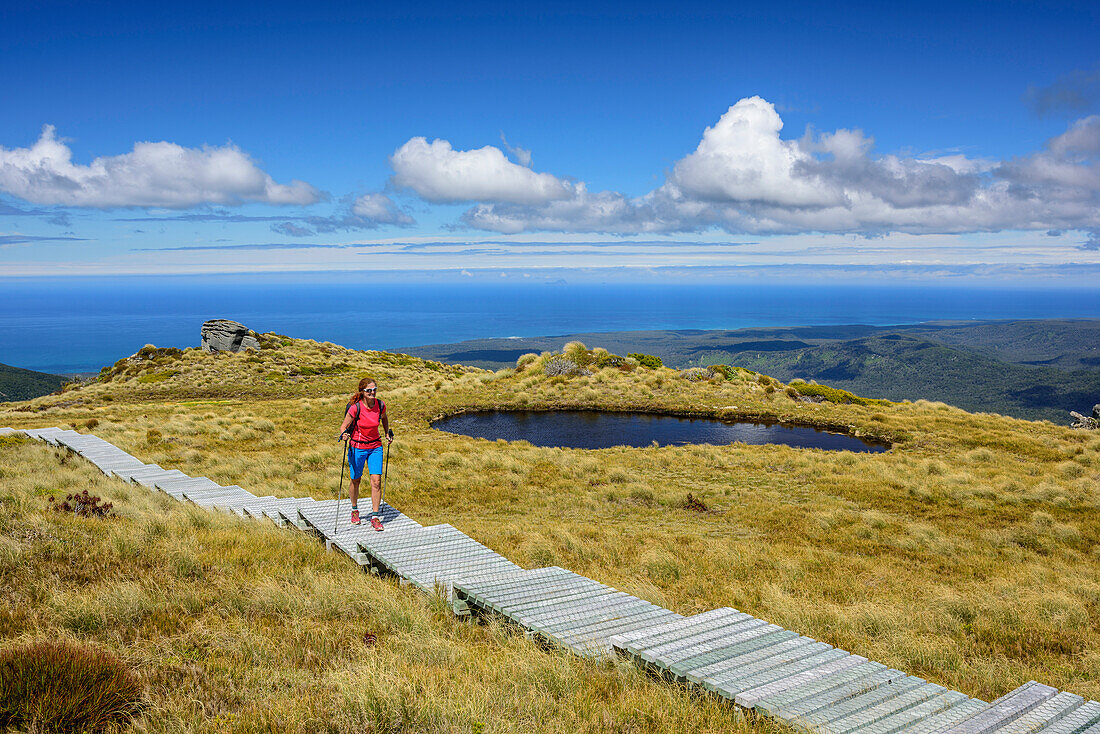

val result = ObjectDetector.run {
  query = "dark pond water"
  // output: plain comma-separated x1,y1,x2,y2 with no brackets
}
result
432,411,890,453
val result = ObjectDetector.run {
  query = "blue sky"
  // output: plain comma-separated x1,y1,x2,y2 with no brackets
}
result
1,0,1098,279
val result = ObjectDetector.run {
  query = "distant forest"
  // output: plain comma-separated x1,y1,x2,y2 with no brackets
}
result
0,363,67,403
404,319,1100,423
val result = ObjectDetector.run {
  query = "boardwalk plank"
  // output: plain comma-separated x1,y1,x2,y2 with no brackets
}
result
798,676,928,728
1028,701,1100,734
857,691,973,734
735,654,870,709
618,608,747,658
990,692,1086,734
939,682,1059,734
885,698,990,734
754,660,889,715
824,682,949,734
644,615,763,666
773,666,906,722
675,623,788,679
711,647,852,700
610,608,731,649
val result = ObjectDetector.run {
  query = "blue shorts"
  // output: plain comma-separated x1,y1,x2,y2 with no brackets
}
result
348,445,384,479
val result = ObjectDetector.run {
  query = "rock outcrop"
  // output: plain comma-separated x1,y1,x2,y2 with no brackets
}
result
1069,404,1100,430
201,319,261,353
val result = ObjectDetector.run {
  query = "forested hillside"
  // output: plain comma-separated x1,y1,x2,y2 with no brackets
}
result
0,362,66,402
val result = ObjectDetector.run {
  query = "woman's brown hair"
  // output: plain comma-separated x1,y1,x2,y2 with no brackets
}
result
347,377,377,407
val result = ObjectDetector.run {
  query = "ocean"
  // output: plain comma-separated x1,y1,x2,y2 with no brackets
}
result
3,275,1099,374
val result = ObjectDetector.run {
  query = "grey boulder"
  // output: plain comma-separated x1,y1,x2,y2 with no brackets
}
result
201,319,261,353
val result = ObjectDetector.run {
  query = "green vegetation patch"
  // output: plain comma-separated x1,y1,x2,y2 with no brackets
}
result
628,352,663,370
136,370,180,383
792,381,892,406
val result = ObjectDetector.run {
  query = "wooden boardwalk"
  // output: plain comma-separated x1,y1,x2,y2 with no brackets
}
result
7,425,1099,734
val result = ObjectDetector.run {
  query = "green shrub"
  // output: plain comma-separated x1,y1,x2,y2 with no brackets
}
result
0,435,27,450
136,370,178,383
515,353,540,371
707,364,733,380
0,639,144,733
680,368,711,382
135,345,182,360
791,382,890,407
594,349,624,368
628,353,662,370
563,341,593,367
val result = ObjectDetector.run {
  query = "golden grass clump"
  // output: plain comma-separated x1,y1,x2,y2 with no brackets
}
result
0,639,144,733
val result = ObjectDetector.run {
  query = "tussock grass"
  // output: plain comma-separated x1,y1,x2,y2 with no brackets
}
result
0,639,144,733
2,334,1098,729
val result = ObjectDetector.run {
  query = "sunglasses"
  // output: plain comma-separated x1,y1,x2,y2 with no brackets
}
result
362,388,377,393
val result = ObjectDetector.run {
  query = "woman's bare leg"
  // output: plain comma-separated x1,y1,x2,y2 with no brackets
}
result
348,477,360,507
369,474,382,514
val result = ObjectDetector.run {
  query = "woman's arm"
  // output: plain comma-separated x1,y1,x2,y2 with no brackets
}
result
339,408,354,438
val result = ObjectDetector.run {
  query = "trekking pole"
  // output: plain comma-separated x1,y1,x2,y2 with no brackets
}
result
380,431,393,510
334,436,348,534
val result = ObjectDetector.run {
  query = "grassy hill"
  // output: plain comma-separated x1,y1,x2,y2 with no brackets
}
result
1,335,1097,732
0,361,67,402
404,320,1100,422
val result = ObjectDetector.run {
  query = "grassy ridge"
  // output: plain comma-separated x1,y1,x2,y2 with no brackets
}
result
1,335,1098,732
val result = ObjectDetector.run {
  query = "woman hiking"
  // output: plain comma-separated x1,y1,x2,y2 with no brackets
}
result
338,377,393,530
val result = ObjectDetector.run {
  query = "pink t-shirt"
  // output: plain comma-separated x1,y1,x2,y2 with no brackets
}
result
348,399,385,449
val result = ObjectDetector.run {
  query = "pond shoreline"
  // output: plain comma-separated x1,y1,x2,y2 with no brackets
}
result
429,404,899,447
432,408,891,453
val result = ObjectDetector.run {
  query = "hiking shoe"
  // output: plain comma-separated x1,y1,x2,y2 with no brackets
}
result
350,509,360,525
370,516,384,532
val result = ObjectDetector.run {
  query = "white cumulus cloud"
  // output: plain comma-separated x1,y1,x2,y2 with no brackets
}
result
671,96,843,208
0,126,320,208
435,97,1100,237
390,137,573,204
